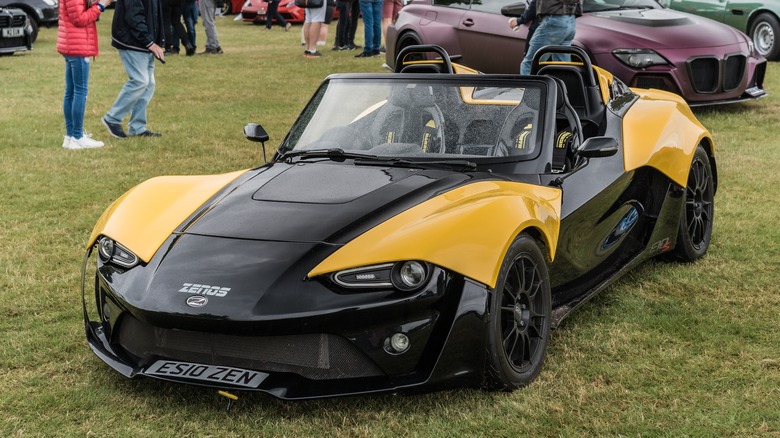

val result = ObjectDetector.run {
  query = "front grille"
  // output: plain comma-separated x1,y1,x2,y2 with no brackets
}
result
0,13,26,27
723,54,745,91
687,55,746,94
117,316,384,380
689,57,719,93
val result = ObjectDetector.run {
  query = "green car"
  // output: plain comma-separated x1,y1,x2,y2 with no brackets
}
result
660,0,779,60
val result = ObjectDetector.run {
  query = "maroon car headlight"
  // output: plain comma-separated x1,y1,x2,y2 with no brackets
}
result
612,49,670,68
331,261,432,292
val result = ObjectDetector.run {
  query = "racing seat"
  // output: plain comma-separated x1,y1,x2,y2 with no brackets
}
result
531,46,605,136
551,77,583,173
369,85,447,153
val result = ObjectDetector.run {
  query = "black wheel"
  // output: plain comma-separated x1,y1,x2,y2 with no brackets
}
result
395,31,422,65
216,0,232,16
670,145,714,262
26,14,39,43
484,233,551,390
750,13,780,61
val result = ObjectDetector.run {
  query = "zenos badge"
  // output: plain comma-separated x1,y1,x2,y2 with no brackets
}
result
186,295,208,308
178,283,231,297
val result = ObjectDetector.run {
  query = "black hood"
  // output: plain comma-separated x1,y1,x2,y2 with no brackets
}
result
182,161,474,245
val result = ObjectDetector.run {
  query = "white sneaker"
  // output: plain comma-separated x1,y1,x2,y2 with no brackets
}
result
62,135,72,148
67,134,105,149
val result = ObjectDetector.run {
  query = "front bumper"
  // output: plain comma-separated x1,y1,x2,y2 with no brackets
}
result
81,247,491,400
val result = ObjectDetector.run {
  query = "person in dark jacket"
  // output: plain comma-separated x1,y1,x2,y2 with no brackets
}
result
101,0,166,138
508,0,540,58
516,0,580,75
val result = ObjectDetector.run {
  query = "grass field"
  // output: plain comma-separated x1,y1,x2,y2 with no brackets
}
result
1,14,779,436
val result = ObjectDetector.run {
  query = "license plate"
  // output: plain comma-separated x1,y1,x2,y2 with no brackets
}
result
2,27,24,38
145,360,268,388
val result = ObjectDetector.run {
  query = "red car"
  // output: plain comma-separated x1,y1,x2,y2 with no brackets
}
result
241,0,305,24
386,0,767,106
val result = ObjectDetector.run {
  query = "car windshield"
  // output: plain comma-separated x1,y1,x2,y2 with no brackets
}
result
277,77,545,162
583,0,659,13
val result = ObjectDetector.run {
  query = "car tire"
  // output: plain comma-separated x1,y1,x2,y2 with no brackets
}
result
750,13,780,61
484,233,551,391
26,14,39,44
670,144,714,262
217,0,232,16
395,31,423,65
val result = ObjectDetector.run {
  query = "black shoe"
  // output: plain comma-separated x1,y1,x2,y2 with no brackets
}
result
348,44,361,50
185,45,196,56
101,117,127,139
212,46,223,54
354,51,377,58
132,130,162,137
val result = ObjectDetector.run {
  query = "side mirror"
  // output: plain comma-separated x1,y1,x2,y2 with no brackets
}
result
578,136,619,158
244,123,270,163
501,2,527,17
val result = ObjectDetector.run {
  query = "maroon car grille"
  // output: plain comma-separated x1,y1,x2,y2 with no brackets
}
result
0,13,26,27
688,55,745,94
116,316,384,380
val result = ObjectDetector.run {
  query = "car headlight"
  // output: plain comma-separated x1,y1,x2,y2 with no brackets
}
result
612,49,670,68
97,236,139,268
332,261,432,292
747,39,756,58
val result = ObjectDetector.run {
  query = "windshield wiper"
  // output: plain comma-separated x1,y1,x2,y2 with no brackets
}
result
278,148,379,163
353,157,478,172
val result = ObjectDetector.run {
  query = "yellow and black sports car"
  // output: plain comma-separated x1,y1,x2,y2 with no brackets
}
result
82,46,716,400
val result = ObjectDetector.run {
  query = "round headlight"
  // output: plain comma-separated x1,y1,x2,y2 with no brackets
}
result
98,237,114,260
391,261,429,291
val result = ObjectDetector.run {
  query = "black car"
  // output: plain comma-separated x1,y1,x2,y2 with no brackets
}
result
82,46,716,400
0,6,32,54
0,0,58,43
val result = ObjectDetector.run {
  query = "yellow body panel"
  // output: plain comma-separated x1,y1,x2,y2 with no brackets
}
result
622,89,712,187
309,181,562,288
87,170,247,263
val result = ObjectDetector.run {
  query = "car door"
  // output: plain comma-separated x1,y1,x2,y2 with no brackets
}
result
456,0,527,73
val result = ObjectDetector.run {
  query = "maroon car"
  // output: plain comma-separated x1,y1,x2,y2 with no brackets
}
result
386,0,767,106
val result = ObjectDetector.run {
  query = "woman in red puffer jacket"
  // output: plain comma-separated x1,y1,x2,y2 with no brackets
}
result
57,0,113,149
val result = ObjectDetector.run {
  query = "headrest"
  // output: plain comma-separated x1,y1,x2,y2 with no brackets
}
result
387,85,437,108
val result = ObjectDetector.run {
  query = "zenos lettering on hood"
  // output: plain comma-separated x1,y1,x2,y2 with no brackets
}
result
178,283,231,297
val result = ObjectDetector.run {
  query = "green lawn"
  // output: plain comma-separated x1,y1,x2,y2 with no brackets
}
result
1,14,779,436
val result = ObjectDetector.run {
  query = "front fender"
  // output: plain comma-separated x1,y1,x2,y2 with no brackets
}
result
309,181,562,288
86,170,247,263
622,90,713,188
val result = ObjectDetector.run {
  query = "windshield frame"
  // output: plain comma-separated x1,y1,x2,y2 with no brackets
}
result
274,73,555,166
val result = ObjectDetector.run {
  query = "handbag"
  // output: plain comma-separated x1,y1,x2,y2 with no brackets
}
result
294,0,324,8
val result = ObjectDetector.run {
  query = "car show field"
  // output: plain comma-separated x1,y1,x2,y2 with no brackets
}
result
0,13,778,436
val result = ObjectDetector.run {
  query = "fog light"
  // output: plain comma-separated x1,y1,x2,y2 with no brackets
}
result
102,302,111,322
386,333,410,354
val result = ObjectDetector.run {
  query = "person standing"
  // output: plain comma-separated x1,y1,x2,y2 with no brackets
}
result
265,0,292,30
507,0,539,58
303,0,327,58
57,0,113,149
355,0,381,58
162,0,195,55
333,0,351,50
199,0,223,54
380,0,401,51
182,0,198,49
346,0,360,50
518,0,580,75
101,0,166,139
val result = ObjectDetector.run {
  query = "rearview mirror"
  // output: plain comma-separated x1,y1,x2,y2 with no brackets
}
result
578,136,619,158
501,2,527,17
244,123,270,163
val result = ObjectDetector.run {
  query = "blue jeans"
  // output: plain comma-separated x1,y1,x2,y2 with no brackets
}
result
63,56,90,139
520,14,576,75
105,50,156,135
359,0,382,52
183,0,198,48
